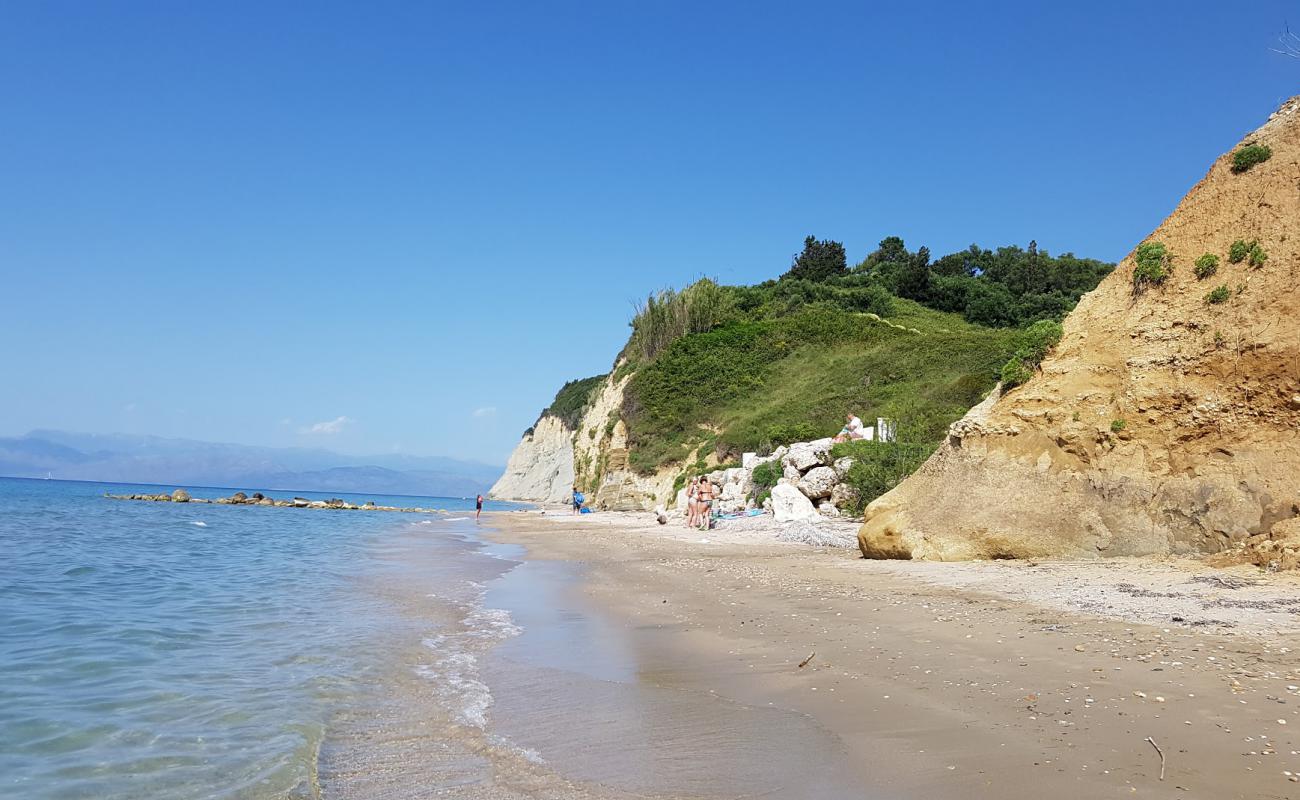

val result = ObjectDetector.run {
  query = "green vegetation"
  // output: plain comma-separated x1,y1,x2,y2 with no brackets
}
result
830,440,934,515
750,460,783,506
1231,144,1272,173
1248,244,1268,268
1110,418,1127,433
999,320,1064,390
608,235,1112,475
783,235,848,282
539,374,607,429
1228,239,1255,264
1205,285,1231,305
1193,253,1219,279
1132,242,1172,292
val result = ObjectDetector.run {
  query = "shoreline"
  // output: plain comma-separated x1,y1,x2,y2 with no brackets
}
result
484,508,1300,799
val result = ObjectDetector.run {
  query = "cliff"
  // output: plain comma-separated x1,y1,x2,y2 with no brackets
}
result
859,97,1300,561
488,415,575,503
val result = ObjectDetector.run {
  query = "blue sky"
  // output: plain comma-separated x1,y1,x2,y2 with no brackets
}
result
2,1,1296,464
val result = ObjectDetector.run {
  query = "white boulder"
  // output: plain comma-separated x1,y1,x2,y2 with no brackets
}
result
818,501,840,518
830,482,860,510
771,482,820,523
833,457,855,477
783,463,802,481
797,466,837,499
783,438,834,471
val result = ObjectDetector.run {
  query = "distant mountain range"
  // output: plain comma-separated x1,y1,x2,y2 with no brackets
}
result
0,430,502,497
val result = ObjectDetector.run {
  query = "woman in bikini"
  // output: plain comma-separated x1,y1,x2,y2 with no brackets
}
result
685,476,700,528
695,476,716,531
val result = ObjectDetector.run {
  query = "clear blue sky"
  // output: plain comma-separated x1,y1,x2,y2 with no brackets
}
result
2,1,1296,463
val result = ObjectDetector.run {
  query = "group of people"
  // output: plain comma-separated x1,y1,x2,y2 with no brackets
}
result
683,475,717,530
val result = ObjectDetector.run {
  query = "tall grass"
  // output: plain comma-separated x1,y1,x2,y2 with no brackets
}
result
624,278,736,363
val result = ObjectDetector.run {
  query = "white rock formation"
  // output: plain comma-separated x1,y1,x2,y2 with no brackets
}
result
797,466,837,499
489,415,575,503
771,481,819,523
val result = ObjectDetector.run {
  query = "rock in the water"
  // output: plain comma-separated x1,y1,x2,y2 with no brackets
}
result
797,466,837,499
171,489,191,503
771,482,820,523
230,492,248,503
292,497,310,508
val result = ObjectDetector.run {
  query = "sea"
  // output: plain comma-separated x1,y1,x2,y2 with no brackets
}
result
1,477,871,800
0,477,526,800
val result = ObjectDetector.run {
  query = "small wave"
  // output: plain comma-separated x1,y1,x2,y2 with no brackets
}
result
416,602,521,730
443,517,469,522
190,521,208,527
63,566,95,577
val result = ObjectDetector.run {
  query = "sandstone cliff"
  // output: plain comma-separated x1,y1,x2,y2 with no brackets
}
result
859,98,1300,561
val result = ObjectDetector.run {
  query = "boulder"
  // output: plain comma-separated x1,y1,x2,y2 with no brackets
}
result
675,488,689,512
783,464,802,481
830,482,860,511
783,438,834,471
771,445,789,462
309,501,329,509
818,501,841,518
292,497,310,507
230,492,248,503
797,466,837,499
833,457,855,477
171,489,191,503
771,482,820,523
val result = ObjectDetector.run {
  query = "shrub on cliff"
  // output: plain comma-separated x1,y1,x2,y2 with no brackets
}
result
1132,241,1172,292
1194,253,1219,279
1228,239,1255,264
1231,143,1272,173
999,320,1064,390
624,279,737,363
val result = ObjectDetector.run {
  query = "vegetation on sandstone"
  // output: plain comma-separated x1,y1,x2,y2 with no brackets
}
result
1110,418,1127,433
1231,143,1272,173
998,320,1064,390
1248,243,1268,268
1228,239,1255,264
1205,284,1231,305
1132,241,1172,292
1193,253,1219,279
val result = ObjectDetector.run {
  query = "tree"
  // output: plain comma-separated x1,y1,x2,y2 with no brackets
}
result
783,235,847,282
893,246,933,303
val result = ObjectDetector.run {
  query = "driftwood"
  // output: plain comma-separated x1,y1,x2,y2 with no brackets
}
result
798,651,816,668
1145,736,1166,780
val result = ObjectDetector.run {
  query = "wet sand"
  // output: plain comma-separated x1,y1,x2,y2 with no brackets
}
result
486,509,1300,799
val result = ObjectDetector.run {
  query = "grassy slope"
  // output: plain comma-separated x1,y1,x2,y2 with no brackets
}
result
623,299,1018,474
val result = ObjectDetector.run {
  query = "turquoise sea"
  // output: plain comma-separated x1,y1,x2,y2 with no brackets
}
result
0,477,511,799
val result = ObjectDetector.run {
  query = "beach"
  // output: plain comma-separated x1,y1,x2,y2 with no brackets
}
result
483,509,1300,799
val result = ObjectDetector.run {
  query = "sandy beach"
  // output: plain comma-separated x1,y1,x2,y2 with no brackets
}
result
486,509,1300,799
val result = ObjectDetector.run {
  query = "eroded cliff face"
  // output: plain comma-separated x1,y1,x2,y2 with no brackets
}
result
571,367,676,511
488,415,575,503
860,98,1300,562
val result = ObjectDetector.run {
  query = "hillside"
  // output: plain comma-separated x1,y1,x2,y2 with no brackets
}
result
492,236,1114,511
859,97,1300,562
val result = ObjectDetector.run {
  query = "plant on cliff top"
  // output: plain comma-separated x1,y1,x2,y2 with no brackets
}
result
1193,253,1219,279
1205,284,1231,305
1248,244,1268,268
1131,242,1172,293
1231,143,1272,173
540,374,607,429
1110,418,1127,433
1228,239,1255,264
783,235,848,282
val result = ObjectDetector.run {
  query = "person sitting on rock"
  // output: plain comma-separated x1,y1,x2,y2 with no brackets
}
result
833,412,867,443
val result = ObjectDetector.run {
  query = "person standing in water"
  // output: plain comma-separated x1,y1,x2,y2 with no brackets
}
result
475,493,484,521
